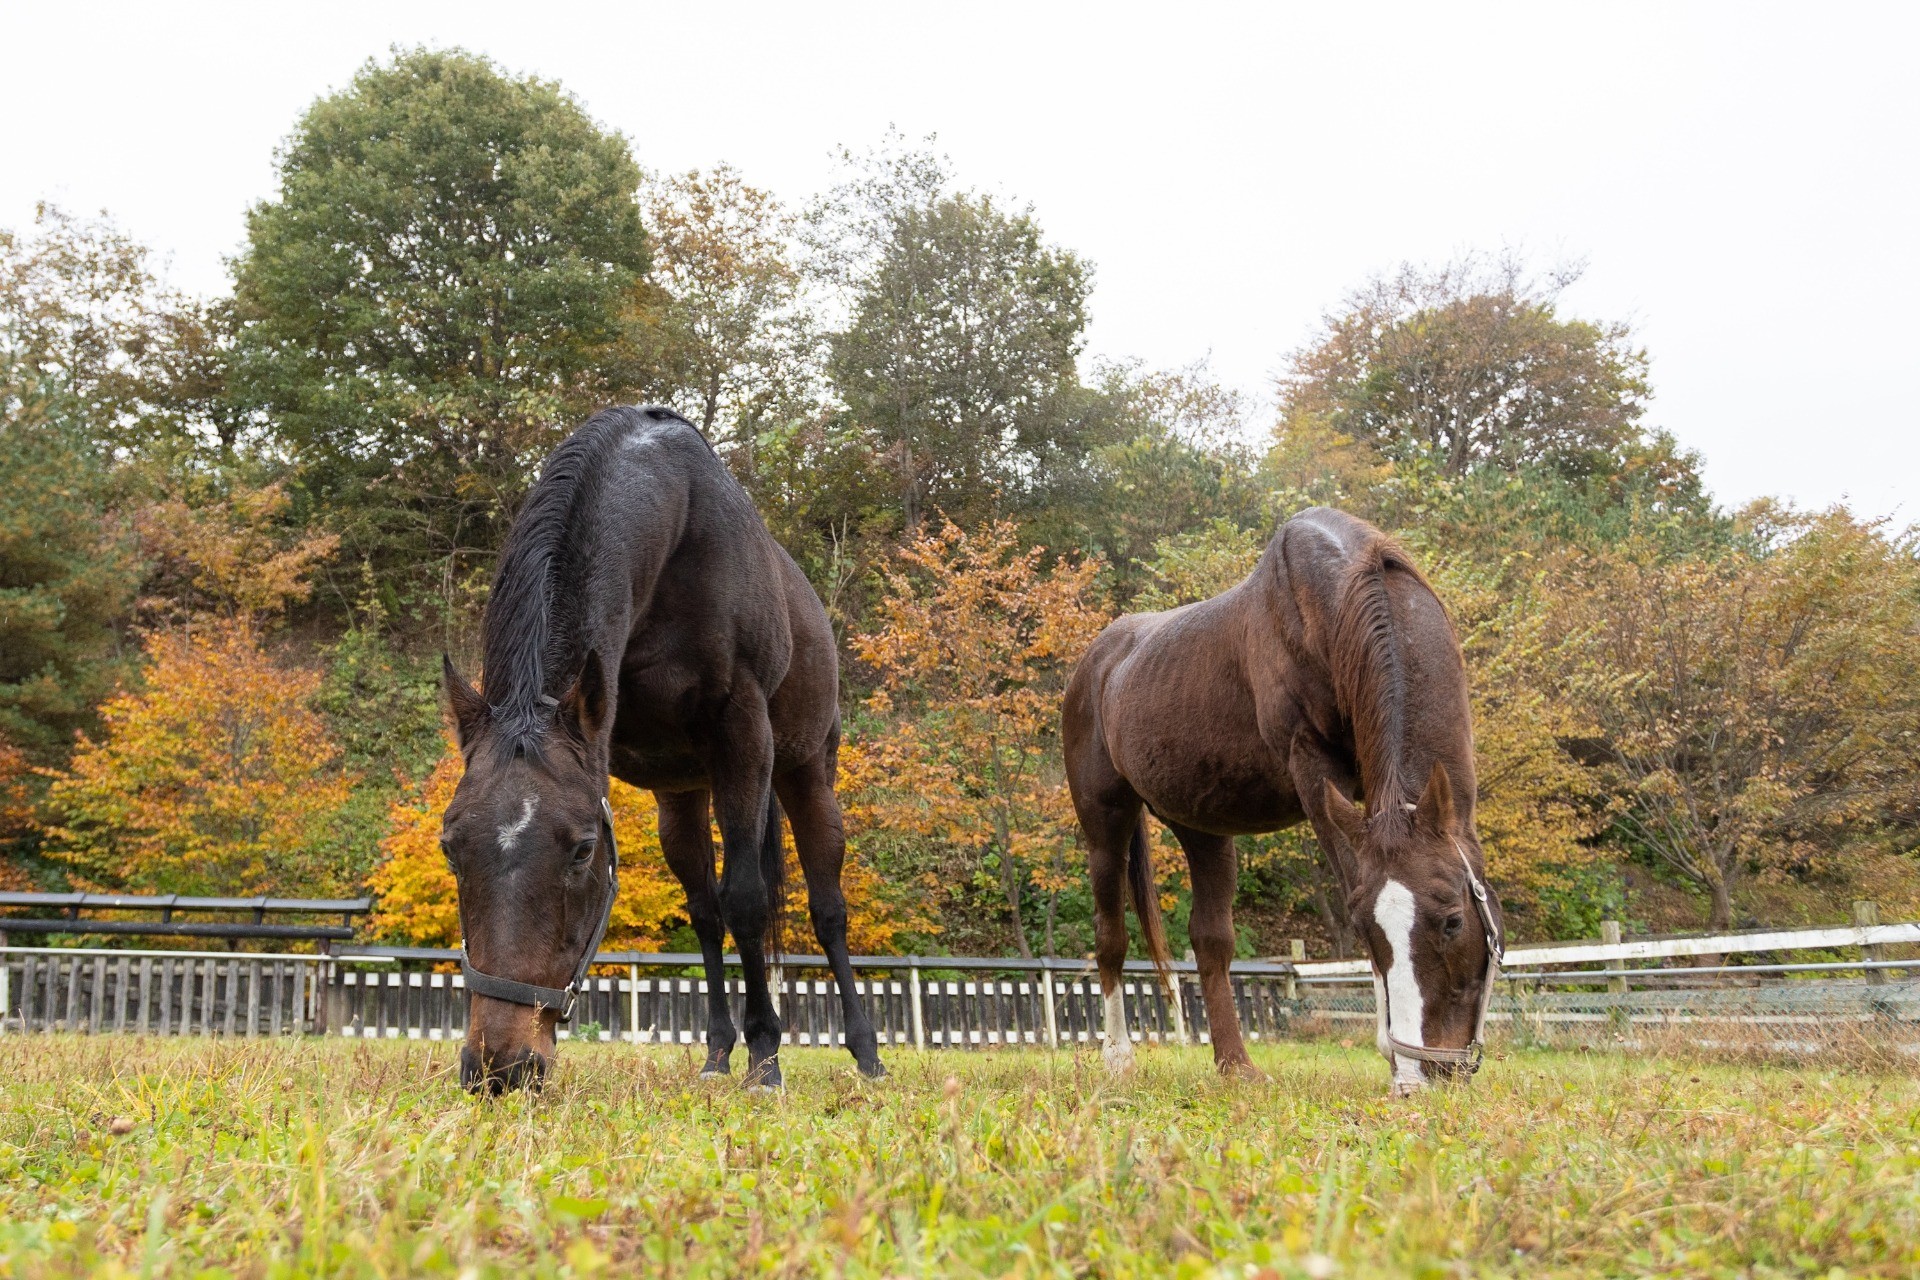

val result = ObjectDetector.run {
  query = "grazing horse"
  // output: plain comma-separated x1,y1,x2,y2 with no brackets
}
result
439,405,884,1093
1063,506,1503,1095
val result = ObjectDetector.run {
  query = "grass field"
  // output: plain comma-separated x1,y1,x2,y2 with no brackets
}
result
0,1036,1916,1278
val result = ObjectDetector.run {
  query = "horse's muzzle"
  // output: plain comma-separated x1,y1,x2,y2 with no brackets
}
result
461,1044,550,1095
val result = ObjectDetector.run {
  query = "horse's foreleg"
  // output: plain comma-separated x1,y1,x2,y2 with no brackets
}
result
1168,822,1259,1078
707,696,784,1091
658,789,736,1076
776,752,885,1079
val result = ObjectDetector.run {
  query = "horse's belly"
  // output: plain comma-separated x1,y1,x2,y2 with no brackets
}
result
1128,744,1299,837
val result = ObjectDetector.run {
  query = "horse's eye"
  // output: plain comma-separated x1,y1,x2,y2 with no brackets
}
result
439,835,456,871
570,837,598,867
1442,913,1464,939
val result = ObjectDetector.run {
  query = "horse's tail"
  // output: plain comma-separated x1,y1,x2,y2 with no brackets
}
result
760,788,787,959
1126,814,1173,980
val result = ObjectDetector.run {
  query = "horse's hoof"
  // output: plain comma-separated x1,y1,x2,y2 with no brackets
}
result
698,1066,729,1079
855,1058,887,1080
744,1057,783,1092
1102,1043,1137,1075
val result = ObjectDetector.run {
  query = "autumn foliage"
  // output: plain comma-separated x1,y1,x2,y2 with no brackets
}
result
44,623,354,895
847,519,1109,956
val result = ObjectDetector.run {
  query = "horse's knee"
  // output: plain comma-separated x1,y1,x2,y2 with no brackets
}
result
808,897,849,942
1188,920,1235,966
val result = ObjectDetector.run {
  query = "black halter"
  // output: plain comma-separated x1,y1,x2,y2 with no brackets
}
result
460,795,619,1023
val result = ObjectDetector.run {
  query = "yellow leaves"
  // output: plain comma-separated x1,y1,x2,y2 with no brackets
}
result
138,482,337,621
42,621,354,896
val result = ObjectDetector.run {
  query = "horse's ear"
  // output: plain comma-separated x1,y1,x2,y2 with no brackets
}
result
1321,779,1365,859
442,655,489,750
1414,760,1456,835
560,648,611,743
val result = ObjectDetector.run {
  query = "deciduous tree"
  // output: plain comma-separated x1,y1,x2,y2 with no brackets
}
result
1548,508,1920,929
848,519,1109,956
231,48,653,613
1280,256,1652,481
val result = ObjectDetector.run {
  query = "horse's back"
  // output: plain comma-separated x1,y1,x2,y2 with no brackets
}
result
594,407,838,785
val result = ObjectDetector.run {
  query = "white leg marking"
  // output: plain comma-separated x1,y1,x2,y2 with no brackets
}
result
497,795,538,854
1374,879,1427,1095
1102,984,1135,1072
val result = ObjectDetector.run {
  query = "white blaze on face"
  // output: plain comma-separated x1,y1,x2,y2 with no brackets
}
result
1373,878,1427,1093
497,795,538,854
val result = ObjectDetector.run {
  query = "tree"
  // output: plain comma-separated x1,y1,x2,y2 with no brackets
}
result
0,371,140,768
39,479,351,897
2,203,239,467
848,520,1109,956
1279,256,1653,481
230,47,652,614
817,140,1093,528
42,624,356,896
640,166,809,479
1548,508,1920,929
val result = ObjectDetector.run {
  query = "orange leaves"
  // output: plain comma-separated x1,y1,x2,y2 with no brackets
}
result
847,518,1110,954
42,623,354,896
137,482,337,622
369,740,687,950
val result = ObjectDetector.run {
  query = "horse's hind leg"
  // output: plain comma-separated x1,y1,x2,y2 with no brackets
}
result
776,747,885,1079
658,788,737,1076
1076,783,1144,1074
1166,821,1258,1078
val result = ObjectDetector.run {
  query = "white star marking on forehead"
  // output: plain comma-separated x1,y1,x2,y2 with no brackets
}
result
497,795,538,854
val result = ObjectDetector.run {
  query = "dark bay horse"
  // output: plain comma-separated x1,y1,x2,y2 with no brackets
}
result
439,405,884,1093
1063,507,1503,1094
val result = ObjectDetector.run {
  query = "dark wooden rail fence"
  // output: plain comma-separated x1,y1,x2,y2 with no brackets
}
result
326,953,1304,1050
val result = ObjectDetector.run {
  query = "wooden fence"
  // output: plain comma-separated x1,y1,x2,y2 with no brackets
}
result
4,913,1919,1047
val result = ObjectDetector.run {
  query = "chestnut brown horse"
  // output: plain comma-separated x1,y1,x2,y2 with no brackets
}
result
1063,506,1503,1094
440,405,883,1093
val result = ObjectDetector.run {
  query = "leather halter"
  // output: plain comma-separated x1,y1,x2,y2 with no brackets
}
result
1375,841,1503,1076
460,795,619,1023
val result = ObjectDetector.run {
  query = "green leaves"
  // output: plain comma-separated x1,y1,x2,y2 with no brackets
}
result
230,48,653,611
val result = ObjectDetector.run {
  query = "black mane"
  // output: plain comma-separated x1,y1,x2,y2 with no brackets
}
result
480,405,700,754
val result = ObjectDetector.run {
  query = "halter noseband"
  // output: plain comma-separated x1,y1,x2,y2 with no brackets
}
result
460,795,619,1023
1374,840,1503,1076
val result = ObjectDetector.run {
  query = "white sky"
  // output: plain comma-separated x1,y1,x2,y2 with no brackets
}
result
5,2,1915,520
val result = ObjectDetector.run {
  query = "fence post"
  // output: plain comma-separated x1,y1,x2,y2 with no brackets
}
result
627,964,641,1043
1167,964,1189,1045
1039,959,1059,1049
1601,920,1629,1030
908,959,926,1050
1855,901,1887,986
0,930,8,1035
1285,939,1303,1002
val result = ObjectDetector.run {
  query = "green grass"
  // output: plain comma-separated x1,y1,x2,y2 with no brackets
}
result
0,1036,1917,1278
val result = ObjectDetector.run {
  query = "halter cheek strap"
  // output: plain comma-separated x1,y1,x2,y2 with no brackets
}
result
1375,841,1503,1075
461,795,620,1023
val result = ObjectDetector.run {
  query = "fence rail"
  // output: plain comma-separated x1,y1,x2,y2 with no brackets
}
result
4,912,1919,1048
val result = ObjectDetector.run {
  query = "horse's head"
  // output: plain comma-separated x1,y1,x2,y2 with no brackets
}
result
1324,763,1504,1096
440,650,616,1095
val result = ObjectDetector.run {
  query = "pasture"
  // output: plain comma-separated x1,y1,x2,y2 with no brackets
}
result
0,1038,1914,1277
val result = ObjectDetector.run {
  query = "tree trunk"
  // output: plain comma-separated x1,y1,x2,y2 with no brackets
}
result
1002,850,1033,958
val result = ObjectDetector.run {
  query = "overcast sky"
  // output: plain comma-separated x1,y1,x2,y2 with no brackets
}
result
5,2,1914,519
